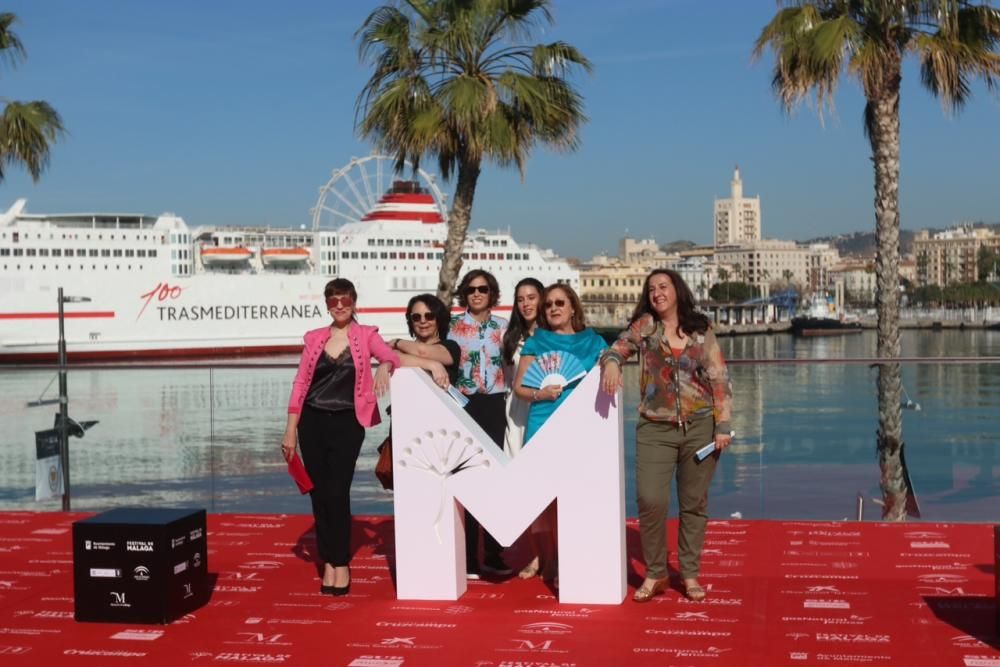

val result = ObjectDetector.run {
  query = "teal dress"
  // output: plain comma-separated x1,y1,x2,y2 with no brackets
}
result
522,327,607,444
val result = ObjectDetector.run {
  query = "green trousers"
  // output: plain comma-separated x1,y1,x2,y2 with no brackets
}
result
635,414,718,580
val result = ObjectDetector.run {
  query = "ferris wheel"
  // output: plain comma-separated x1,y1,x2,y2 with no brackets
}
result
310,154,449,232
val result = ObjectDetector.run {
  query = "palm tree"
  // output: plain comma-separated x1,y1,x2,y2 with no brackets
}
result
754,1,1000,520
355,0,591,304
0,13,64,183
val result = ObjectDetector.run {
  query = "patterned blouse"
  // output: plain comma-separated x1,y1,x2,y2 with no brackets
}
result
601,313,732,435
448,311,509,396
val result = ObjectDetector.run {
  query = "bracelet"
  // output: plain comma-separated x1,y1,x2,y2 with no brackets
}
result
531,389,538,401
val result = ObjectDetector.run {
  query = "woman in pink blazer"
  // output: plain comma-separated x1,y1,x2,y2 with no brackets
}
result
281,278,399,596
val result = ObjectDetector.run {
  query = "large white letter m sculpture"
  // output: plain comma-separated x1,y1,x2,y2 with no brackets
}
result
390,368,626,604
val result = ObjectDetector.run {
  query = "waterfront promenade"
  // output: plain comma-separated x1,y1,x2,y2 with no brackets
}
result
0,511,995,665
710,317,998,336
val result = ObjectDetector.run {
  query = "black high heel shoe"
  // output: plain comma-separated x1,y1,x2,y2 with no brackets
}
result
322,566,350,596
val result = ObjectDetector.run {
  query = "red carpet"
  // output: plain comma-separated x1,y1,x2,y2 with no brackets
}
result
0,512,996,665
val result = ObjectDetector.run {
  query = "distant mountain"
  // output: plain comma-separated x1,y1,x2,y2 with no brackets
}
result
806,222,1000,258
661,240,697,253
803,230,915,257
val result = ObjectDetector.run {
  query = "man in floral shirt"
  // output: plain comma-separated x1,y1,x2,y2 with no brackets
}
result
448,269,512,579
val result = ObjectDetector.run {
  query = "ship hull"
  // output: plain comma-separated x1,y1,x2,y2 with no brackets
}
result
790,316,863,337
0,190,572,362
0,270,519,362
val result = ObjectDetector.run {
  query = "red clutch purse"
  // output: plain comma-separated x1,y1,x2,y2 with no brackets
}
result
375,435,393,491
287,452,314,494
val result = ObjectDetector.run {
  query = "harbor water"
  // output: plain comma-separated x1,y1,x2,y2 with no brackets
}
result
1,329,997,521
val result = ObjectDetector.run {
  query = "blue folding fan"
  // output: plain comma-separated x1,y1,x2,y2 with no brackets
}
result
521,350,588,389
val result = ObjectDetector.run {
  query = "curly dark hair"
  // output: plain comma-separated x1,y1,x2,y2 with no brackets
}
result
502,277,544,365
538,283,587,333
406,293,450,341
630,269,709,336
455,269,500,309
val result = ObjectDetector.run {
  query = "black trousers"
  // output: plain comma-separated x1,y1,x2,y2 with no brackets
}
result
463,392,506,566
297,405,365,567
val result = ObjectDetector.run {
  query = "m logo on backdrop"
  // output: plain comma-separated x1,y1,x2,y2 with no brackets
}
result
391,368,627,604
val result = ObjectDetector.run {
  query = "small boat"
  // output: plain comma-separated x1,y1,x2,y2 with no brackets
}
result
790,293,863,336
200,247,253,265
261,247,311,266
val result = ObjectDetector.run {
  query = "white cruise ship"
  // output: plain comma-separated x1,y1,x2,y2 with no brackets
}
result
0,178,577,361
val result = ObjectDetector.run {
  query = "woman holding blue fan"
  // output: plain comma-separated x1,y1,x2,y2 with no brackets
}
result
512,283,606,582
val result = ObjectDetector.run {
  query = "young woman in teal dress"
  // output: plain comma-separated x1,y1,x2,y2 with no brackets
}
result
511,283,606,582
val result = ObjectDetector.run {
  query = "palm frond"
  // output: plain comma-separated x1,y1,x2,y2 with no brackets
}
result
915,3,1000,112
356,6,411,63
484,0,554,45
755,6,860,116
355,0,589,176
530,41,593,77
0,101,66,182
0,12,26,70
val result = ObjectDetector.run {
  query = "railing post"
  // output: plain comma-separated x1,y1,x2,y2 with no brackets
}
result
855,493,864,521
57,287,71,511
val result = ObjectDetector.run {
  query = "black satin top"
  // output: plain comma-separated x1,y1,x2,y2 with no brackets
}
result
304,346,356,413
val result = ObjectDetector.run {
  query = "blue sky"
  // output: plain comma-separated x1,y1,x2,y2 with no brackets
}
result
2,0,998,258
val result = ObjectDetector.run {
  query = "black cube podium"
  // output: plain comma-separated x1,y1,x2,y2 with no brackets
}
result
73,507,208,624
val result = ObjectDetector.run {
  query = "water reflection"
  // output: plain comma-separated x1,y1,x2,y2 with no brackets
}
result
0,330,996,521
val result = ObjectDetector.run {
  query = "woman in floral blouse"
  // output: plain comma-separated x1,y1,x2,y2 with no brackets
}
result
448,269,512,579
600,269,733,604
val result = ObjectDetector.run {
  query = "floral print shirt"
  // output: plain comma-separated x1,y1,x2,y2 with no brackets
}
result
448,311,509,396
601,313,732,435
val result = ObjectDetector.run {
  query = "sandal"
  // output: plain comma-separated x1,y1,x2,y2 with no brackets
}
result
683,581,706,602
632,577,668,603
518,557,540,579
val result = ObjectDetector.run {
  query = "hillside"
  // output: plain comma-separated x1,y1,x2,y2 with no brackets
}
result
803,230,916,257
806,222,1000,258
661,240,697,253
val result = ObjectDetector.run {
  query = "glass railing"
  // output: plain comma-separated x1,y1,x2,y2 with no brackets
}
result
1,354,997,522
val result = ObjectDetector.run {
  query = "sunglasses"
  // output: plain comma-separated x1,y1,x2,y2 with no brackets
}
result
326,295,354,309
465,285,491,296
544,299,567,309
408,312,435,323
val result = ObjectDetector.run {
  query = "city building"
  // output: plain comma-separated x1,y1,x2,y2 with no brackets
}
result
714,240,839,292
578,260,650,327
829,260,876,304
714,166,761,246
913,225,1000,286
578,237,725,326
673,255,720,302
618,237,672,266
899,257,917,284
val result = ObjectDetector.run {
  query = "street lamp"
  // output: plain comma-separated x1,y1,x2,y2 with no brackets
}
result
58,287,91,511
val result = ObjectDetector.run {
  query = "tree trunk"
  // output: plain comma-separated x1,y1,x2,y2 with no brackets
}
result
436,157,482,306
868,79,909,521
